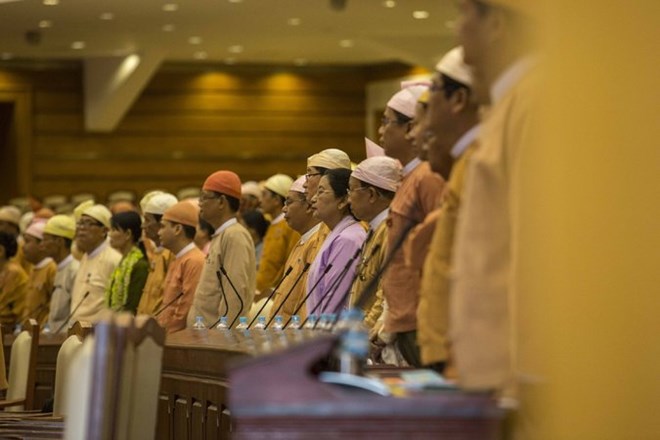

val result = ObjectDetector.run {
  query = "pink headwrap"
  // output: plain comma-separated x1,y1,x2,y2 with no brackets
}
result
351,156,402,193
386,81,431,118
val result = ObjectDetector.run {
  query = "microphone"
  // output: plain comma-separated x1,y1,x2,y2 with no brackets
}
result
154,291,184,317
207,269,230,329
329,243,382,317
284,262,334,328
54,291,90,334
265,262,311,328
219,264,244,329
302,245,363,328
248,265,293,329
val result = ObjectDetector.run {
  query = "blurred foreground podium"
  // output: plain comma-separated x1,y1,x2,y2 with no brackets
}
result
229,334,505,440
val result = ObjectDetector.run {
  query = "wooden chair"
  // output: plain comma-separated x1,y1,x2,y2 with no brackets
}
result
52,322,93,417
0,319,39,411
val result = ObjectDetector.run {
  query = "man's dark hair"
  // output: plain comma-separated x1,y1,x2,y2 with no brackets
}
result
0,231,18,259
267,189,286,206
242,210,269,241
392,109,413,125
182,224,197,240
441,73,471,99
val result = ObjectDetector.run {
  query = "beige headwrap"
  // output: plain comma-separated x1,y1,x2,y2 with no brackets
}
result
436,46,473,87
352,156,402,193
264,174,294,198
289,175,306,194
387,82,431,118
307,148,351,170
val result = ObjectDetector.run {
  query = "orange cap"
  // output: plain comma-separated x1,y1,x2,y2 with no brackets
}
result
163,201,200,228
203,170,242,200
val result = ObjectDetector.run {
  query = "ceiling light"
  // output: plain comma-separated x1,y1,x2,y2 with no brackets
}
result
71,41,86,50
162,3,178,12
228,45,243,54
188,36,202,45
228,0,243,3
287,18,301,26
42,0,59,5
339,39,354,48
383,0,396,8
162,24,175,32
194,51,208,60
294,58,308,66
412,10,430,19
1,53,14,60
38,20,52,28
445,20,457,30
224,57,237,65
100,13,114,20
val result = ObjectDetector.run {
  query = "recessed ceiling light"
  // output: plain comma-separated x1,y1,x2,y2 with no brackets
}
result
43,0,59,5
1,53,14,60
294,58,308,66
287,18,301,26
71,41,86,50
339,39,354,48
162,3,178,12
224,57,237,65
194,51,208,60
412,10,430,19
228,0,243,3
162,24,175,32
383,0,396,8
445,20,457,30
100,12,114,20
38,20,52,28
188,36,202,45
228,45,243,54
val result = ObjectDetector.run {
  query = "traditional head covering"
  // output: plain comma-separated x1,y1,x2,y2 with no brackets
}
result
307,148,351,170
44,215,76,240
0,206,21,226
365,138,385,158
19,212,34,233
34,207,55,220
352,156,403,193
241,181,262,201
387,82,431,118
436,46,473,87
82,204,112,228
203,170,242,199
289,176,306,194
139,190,164,213
110,201,136,214
73,200,95,221
162,201,199,228
25,220,47,240
264,174,294,198
144,193,178,215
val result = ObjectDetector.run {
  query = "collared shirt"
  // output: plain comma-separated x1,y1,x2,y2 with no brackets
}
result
306,216,367,316
491,55,538,105
271,212,285,225
35,257,54,270
451,125,481,158
176,242,197,259
369,209,389,231
256,214,300,292
402,157,422,177
87,240,108,259
49,254,79,333
57,254,74,271
22,257,57,324
213,218,237,237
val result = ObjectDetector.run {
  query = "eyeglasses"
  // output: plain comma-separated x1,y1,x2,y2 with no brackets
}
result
284,197,306,206
199,193,222,202
381,115,409,127
347,186,370,196
305,172,322,180
76,219,104,228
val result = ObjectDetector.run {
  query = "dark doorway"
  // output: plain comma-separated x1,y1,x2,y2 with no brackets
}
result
0,102,18,203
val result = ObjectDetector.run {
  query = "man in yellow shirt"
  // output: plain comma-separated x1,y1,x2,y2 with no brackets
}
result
21,221,57,324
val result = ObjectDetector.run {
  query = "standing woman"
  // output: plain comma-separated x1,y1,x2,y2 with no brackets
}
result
106,211,149,314
307,168,367,316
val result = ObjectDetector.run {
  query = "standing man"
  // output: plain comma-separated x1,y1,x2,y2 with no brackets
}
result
42,215,79,332
379,83,445,367
187,171,256,328
256,174,300,299
451,0,538,398
70,204,122,323
137,192,178,315
347,157,401,329
21,221,57,324
414,47,480,374
157,201,205,333
268,176,322,323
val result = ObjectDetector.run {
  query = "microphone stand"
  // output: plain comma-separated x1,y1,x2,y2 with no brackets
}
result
54,291,90,334
220,265,244,329
154,291,184,317
283,263,333,328
208,270,229,329
266,263,310,328
248,266,293,328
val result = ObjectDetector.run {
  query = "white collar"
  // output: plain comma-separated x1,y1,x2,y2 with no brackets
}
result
35,257,53,269
57,254,73,271
271,212,285,225
87,241,107,258
299,223,321,245
451,125,481,158
175,242,197,259
369,208,389,231
213,217,237,237
490,55,537,105
402,157,422,177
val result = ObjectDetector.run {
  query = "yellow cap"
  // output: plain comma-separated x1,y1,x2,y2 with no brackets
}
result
44,215,76,239
73,200,94,221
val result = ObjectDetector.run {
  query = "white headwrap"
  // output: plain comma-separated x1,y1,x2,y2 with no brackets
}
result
352,156,403,193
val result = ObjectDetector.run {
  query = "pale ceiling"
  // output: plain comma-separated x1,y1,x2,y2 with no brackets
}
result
0,0,459,68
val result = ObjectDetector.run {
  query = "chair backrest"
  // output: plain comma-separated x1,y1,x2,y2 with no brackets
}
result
126,316,166,440
53,321,93,416
5,319,39,411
